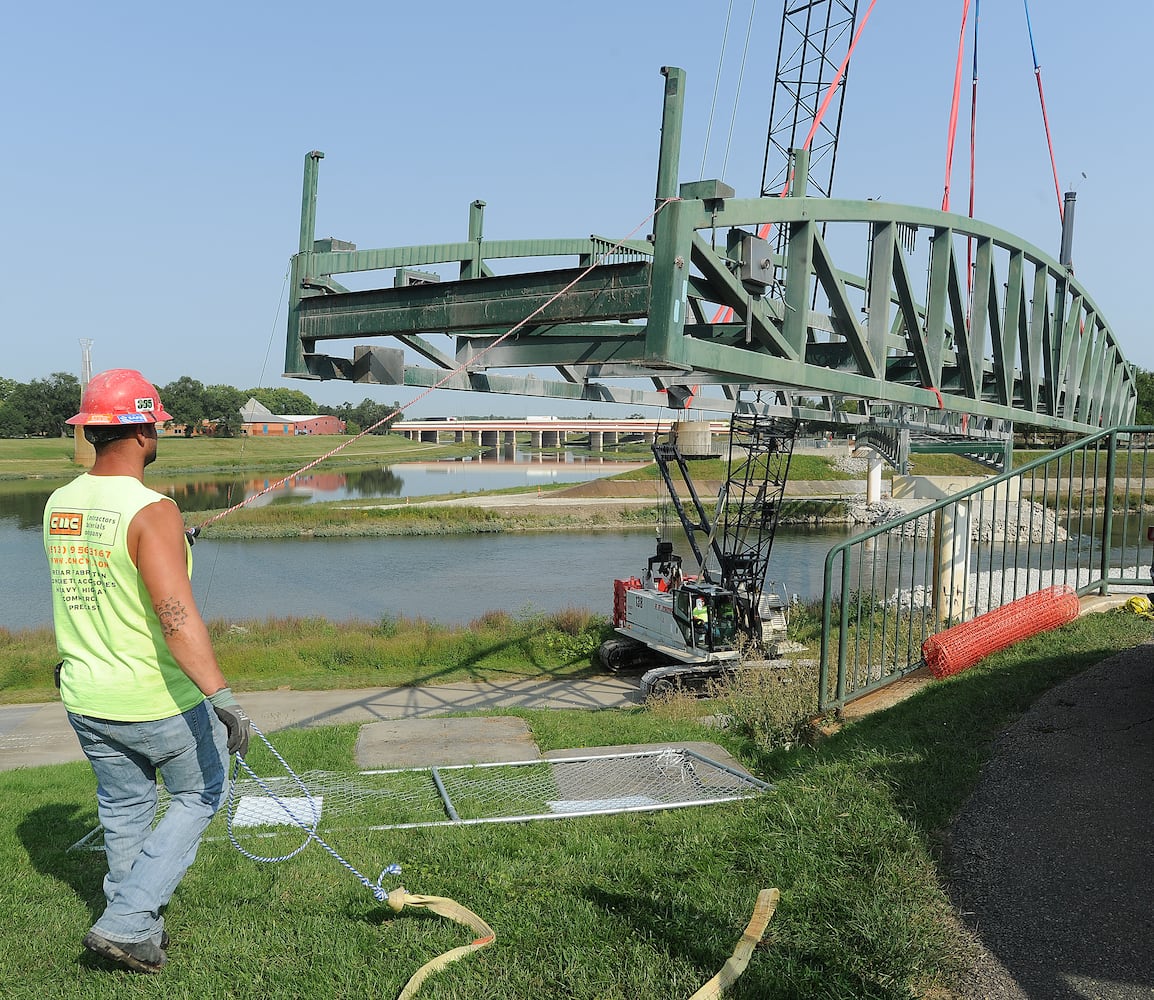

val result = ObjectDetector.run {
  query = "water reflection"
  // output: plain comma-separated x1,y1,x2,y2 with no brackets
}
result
0,485,56,531
0,451,636,526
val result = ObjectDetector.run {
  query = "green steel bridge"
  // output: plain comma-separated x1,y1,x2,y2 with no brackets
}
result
283,66,1137,450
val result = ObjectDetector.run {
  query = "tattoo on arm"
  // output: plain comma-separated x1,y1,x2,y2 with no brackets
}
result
156,598,189,637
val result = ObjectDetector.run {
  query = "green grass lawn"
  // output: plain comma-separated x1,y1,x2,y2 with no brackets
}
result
2,609,1150,998
0,433,474,481
0,610,609,704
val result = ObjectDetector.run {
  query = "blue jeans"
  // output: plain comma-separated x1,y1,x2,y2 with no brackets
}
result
68,701,229,944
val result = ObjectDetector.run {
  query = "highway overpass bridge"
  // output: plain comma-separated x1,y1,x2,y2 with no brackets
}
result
283,67,1137,448
393,417,728,450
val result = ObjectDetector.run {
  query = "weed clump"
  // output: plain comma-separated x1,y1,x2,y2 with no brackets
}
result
709,658,820,751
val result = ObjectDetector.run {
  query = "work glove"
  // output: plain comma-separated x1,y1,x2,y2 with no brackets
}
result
208,687,251,757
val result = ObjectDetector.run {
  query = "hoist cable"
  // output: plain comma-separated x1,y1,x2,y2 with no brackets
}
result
195,269,290,615
967,0,980,298
1023,0,1065,224
699,0,736,180
795,0,878,167
712,0,878,324
719,0,758,184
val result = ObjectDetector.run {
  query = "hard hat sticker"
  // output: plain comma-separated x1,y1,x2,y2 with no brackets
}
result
135,397,155,412
117,413,148,423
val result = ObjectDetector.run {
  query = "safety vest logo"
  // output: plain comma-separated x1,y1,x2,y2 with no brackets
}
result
48,512,84,536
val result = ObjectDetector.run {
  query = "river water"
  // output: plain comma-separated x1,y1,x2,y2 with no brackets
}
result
3,465,853,631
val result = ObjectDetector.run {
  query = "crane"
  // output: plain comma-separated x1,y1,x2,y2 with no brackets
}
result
598,409,798,698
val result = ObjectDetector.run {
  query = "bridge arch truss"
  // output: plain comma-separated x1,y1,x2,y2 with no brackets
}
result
285,68,1135,435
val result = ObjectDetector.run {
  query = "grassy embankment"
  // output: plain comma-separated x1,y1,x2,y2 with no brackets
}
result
2,609,1150,998
0,609,609,705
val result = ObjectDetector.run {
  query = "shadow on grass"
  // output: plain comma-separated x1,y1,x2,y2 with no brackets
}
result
819,638,1140,837
17,803,106,924
585,885,759,986
737,615,1154,849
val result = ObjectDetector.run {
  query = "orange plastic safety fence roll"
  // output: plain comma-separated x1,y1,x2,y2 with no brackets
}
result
922,585,1080,679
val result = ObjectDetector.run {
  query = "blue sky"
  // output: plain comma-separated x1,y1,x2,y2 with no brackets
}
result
2,0,1148,417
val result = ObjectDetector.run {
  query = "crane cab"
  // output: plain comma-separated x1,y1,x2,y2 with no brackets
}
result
673,583,738,655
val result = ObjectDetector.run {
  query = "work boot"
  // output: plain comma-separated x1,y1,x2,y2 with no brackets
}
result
82,930,166,973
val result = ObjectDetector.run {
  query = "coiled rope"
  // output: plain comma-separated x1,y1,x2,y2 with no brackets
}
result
224,721,775,998
225,722,399,891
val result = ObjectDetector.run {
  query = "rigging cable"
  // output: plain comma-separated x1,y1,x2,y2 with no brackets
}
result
1023,0,1065,224
967,0,981,298
194,198,680,535
195,268,290,615
941,0,972,213
792,0,879,184
699,0,737,180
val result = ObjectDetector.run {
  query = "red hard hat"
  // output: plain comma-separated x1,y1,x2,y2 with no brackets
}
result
66,369,173,426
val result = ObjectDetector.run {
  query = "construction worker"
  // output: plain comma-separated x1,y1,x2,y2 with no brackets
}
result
43,369,251,974
692,596,709,640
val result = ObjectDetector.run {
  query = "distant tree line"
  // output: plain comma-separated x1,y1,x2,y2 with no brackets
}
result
0,373,401,438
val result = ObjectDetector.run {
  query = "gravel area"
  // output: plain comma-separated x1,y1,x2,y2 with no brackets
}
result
944,642,1154,998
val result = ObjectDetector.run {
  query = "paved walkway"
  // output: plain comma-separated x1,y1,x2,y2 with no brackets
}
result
0,677,641,772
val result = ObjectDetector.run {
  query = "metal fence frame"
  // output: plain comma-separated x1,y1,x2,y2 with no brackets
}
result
818,426,1154,710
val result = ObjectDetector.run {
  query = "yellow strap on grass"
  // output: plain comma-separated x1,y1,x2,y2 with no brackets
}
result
687,888,780,1000
385,885,778,999
387,886,496,1000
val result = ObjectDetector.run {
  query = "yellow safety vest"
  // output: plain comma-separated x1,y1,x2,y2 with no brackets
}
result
43,474,203,721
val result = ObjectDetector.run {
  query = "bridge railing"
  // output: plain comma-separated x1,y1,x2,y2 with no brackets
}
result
818,427,1154,711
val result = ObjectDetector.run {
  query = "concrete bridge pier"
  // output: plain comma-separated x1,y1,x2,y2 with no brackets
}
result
589,431,603,451
866,453,884,503
481,430,498,447
530,431,542,448
933,501,973,625
542,430,560,448
420,430,439,443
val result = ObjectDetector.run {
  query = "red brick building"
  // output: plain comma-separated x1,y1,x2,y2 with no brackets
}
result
240,398,346,436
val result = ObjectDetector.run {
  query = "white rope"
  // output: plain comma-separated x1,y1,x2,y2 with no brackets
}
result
225,722,401,900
